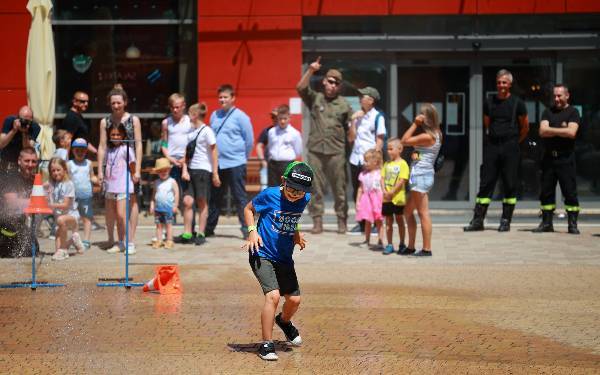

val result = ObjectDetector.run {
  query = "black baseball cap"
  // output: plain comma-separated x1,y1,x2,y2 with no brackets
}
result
283,161,314,192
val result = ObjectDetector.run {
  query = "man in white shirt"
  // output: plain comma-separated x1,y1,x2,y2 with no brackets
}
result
348,87,386,234
266,105,303,186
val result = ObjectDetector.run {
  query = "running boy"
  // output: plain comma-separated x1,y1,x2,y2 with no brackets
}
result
243,161,313,361
381,138,409,255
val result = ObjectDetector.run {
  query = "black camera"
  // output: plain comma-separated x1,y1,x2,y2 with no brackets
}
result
18,117,31,128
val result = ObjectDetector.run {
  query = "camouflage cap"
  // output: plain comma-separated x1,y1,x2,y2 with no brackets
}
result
325,69,343,83
358,86,380,101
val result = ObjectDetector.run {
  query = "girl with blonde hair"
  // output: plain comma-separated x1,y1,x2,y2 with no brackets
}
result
400,103,442,257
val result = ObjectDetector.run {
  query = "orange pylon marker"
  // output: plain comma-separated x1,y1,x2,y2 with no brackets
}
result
24,173,53,214
142,265,182,294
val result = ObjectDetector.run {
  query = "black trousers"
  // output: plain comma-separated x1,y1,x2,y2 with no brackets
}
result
539,152,579,208
206,164,247,233
476,139,520,202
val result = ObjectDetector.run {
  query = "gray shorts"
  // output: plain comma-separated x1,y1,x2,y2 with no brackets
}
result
249,252,300,296
184,169,211,200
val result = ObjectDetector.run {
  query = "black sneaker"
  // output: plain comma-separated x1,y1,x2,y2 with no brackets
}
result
275,313,302,346
194,235,206,246
413,249,432,257
258,341,278,361
204,229,215,237
173,234,193,244
398,247,416,256
347,224,363,236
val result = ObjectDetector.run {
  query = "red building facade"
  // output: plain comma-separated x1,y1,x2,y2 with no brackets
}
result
1,1,600,204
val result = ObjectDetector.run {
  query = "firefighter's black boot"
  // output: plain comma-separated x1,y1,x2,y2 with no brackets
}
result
463,203,488,232
532,210,554,233
567,211,580,235
497,203,515,232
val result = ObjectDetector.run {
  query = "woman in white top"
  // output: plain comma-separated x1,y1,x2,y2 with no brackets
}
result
97,84,143,252
348,87,386,233
266,104,303,186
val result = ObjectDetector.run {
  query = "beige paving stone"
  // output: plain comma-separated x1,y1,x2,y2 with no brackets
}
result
0,223,599,373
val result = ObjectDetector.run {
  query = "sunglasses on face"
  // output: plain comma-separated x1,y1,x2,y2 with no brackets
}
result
76,99,89,103
284,185,305,197
326,79,340,86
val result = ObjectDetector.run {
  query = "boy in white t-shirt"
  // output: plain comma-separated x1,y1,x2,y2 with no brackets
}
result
67,138,98,250
181,107,220,245
149,158,179,249
265,104,303,187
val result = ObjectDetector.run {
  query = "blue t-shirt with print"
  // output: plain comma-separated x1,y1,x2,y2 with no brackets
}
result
252,186,310,265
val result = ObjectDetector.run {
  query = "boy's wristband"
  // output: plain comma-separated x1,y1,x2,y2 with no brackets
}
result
247,225,257,232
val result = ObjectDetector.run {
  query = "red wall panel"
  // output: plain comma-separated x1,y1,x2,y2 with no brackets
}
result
0,89,27,120
568,0,600,12
0,11,29,119
198,12,303,152
0,1,28,13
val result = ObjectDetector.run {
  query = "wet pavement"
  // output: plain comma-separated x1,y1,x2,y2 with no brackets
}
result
1,216,600,374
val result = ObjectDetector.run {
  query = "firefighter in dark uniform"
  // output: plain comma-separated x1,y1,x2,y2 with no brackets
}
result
464,69,529,232
533,84,581,234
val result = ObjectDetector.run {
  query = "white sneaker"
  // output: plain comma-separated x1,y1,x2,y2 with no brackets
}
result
106,243,122,254
51,249,69,261
124,243,136,255
71,232,85,253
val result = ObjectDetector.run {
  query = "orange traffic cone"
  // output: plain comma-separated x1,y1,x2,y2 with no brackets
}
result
142,265,182,294
24,174,53,214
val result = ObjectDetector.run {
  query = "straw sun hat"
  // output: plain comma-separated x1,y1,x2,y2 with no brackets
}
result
152,158,172,173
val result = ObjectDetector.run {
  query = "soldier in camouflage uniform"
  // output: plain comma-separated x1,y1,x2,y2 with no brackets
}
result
297,57,354,234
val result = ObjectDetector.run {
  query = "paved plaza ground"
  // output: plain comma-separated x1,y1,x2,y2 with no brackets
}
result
1,212,600,374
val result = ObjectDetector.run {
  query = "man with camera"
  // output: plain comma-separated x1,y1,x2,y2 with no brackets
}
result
0,106,40,174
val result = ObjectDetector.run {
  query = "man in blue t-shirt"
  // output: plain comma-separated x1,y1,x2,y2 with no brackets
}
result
243,161,313,361
206,84,254,239
0,106,40,174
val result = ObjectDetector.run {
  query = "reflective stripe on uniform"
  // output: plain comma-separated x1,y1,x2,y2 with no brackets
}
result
540,204,556,211
565,205,580,212
0,228,16,238
502,197,517,205
476,197,491,205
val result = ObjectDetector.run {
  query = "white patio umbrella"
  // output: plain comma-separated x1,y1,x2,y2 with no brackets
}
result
26,0,56,162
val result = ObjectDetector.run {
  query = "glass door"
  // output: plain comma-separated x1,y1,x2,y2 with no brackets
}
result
398,66,470,201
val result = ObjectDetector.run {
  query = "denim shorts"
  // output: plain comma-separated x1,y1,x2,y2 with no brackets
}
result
409,173,434,193
154,211,174,224
105,192,128,201
76,198,94,219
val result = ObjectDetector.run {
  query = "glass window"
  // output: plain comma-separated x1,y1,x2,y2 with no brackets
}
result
398,66,470,201
304,57,388,115
54,24,196,114
51,1,196,150
52,0,192,20
564,57,600,201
